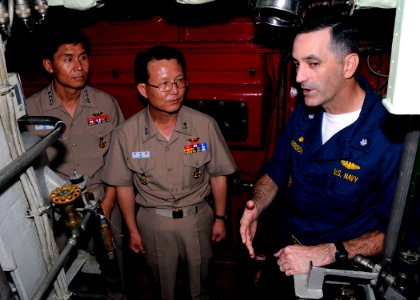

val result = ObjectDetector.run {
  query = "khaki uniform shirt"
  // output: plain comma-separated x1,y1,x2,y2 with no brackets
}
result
25,83,125,194
102,105,237,208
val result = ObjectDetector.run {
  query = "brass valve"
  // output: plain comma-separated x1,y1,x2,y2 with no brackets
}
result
64,205,81,230
49,184,81,205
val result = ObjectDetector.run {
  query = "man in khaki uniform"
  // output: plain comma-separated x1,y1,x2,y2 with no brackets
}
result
102,45,237,300
25,27,125,294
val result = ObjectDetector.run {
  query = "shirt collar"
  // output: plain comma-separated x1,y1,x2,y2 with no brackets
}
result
43,82,96,111
142,105,192,141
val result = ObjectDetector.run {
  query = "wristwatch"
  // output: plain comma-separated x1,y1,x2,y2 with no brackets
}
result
214,214,227,221
334,241,348,263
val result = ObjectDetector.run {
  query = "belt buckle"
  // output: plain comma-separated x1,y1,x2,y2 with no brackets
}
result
172,209,183,219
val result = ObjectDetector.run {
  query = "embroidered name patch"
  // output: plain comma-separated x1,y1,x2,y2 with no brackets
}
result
87,114,111,126
35,125,55,130
290,140,303,154
184,143,208,154
132,151,150,159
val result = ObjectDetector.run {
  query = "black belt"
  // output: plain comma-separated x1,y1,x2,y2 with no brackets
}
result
144,201,207,219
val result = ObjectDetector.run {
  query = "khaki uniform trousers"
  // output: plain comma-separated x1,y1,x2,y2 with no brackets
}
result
137,202,213,300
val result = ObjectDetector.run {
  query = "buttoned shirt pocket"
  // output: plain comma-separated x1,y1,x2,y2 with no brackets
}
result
324,172,372,211
182,152,210,188
83,122,114,158
128,156,158,191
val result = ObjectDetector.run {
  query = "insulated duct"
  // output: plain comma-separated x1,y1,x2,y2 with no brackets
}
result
46,0,102,10
254,0,303,27
253,0,396,27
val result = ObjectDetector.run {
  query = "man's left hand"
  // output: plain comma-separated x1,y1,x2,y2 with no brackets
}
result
101,201,113,218
274,243,335,276
212,219,226,242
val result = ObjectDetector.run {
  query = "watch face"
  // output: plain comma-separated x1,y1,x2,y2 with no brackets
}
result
337,252,348,262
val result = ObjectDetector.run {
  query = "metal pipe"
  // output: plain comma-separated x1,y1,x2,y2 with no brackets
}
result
32,209,94,300
0,265,14,300
383,127,420,260
69,291,108,299
0,116,65,190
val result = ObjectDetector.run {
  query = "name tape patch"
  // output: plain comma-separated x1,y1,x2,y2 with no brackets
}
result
132,151,150,159
35,125,55,130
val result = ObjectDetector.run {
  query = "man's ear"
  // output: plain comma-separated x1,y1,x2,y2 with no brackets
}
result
42,59,54,74
343,53,359,79
137,83,148,99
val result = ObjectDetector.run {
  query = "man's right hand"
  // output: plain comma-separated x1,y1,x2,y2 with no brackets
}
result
239,200,260,258
129,230,145,254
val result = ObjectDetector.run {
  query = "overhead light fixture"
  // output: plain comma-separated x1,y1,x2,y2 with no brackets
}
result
253,0,397,28
254,0,356,27
254,0,303,27
0,0,49,39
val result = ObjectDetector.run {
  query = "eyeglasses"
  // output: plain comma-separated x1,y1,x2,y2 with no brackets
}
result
146,78,189,92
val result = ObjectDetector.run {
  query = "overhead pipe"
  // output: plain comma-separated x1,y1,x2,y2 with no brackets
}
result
0,265,14,300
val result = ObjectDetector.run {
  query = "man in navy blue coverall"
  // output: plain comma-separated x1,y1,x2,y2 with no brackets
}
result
239,9,404,298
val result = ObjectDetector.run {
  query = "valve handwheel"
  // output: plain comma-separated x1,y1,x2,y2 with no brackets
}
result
50,184,82,205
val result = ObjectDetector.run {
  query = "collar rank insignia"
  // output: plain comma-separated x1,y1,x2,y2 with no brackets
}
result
360,139,368,147
48,90,54,105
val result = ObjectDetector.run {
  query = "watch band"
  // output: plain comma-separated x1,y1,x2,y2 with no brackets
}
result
334,241,348,263
214,214,227,221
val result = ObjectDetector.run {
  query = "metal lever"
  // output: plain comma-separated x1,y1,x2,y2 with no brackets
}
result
294,262,379,299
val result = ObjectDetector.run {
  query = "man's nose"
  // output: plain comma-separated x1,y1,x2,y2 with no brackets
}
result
295,66,307,83
74,60,83,70
169,82,180,94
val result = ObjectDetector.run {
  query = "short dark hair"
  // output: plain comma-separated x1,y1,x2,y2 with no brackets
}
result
39,26,90,61
298,7,359,59
134,45,187,84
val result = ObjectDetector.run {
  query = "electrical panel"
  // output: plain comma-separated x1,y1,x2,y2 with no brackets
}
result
7,72,26,119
